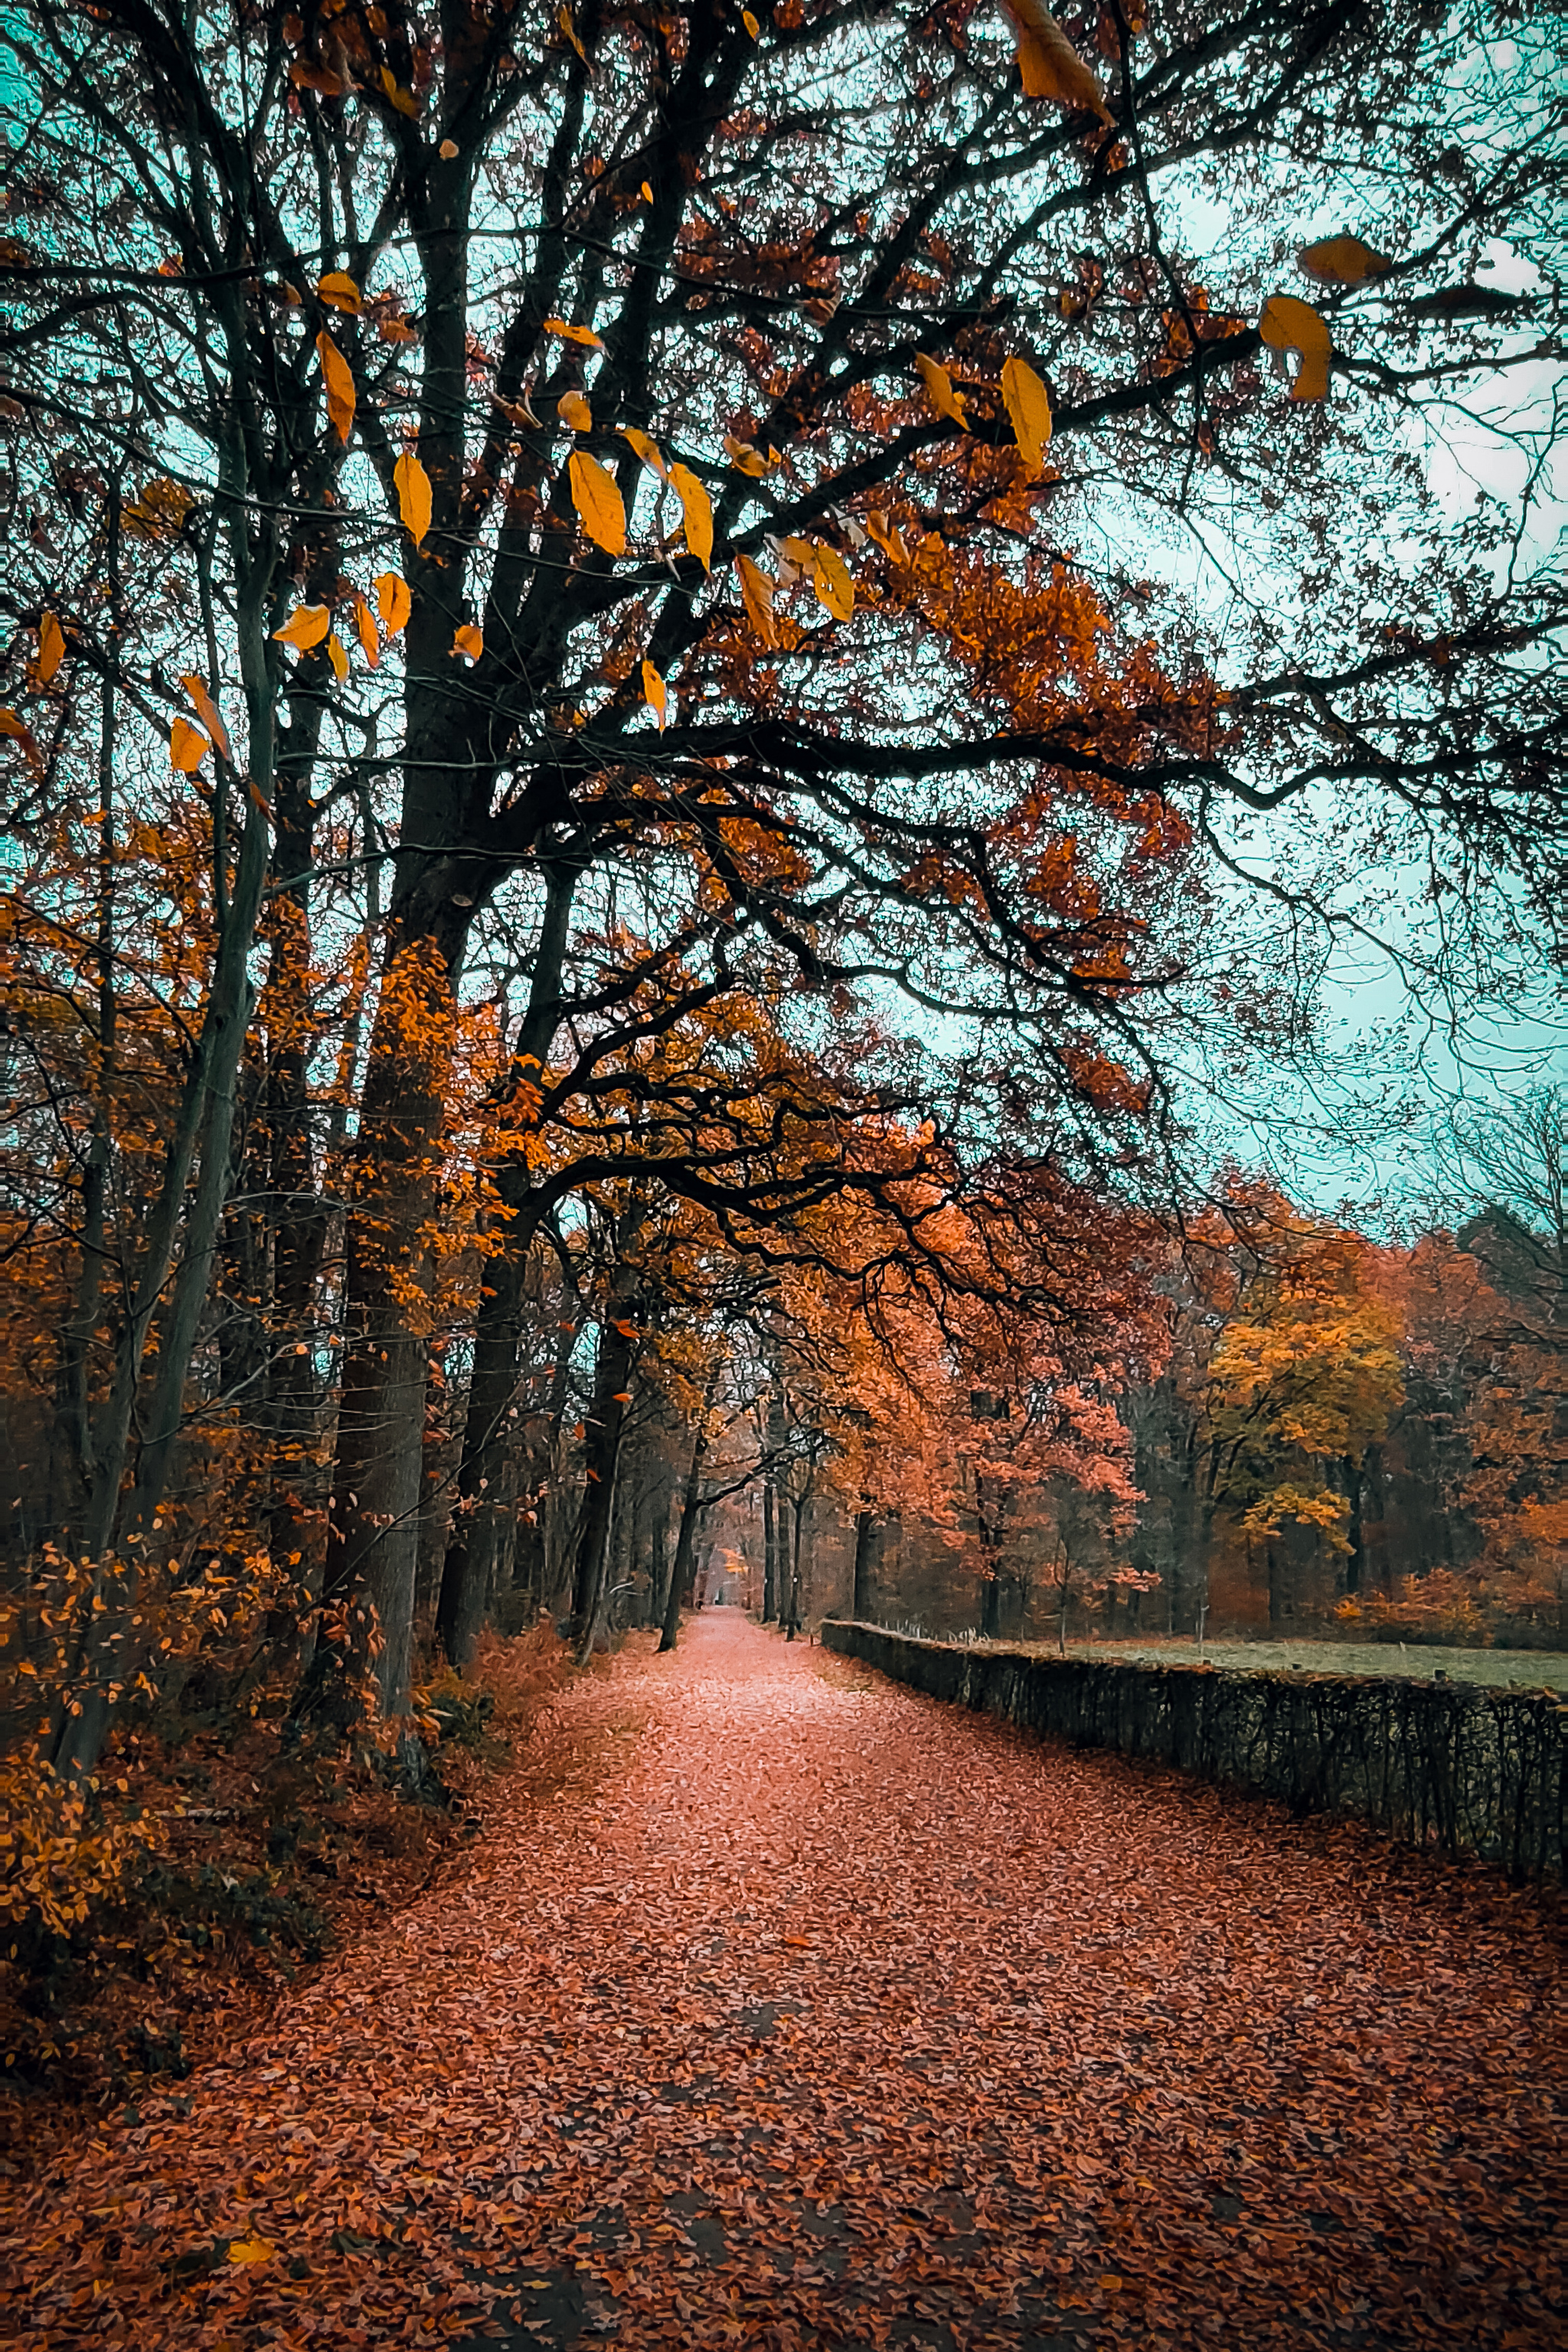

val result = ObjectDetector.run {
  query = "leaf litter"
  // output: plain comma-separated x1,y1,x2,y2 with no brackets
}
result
3,1611,1562,2349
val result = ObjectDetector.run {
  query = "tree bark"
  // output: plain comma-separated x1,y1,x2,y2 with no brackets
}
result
851,1505,877,1623
658,1407,711,1655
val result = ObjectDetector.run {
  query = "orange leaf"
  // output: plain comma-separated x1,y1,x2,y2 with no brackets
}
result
170,716,208,772
227,2236,275,2265
557,389,593,433
0,707,42,768
378,313,419,344
557,2,587,61
1259,292,1332,400
736,553,776,648
742,8,760,34
316,331,356,442
724,432,773,477
544,315,606,349
1000,353,1052,476
611,1390,633,1403
1298,234,1391,286
375,571,412,635
619,426,668,482
812,544,854,621
179,674,231,759
670,462,712,571
379,64,419,116
273,604,332,650
34,611,65,684
569,449,626,557
641,658,668,728
914,353,968,430
354,598,381,668
316,270,361,314
439,138,459,160
326,631,348,679
452,622,484,661
1002,0,1114,122
394,449,433,545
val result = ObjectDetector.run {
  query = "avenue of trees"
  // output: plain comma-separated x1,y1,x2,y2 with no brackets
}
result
2,0,1564,1812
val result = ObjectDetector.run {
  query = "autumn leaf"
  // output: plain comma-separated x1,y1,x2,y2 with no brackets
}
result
226,2235,275,2265
452,623,484,662
326,632,348,679
743,8,760,34
0,707,42,768
619,426,668,482
736,553,777,648
670,462,713,571
1000,354,1052,477
1259,292,1332,400
1001,0,1114,123
316,331,355,442
558,389,593,433
394,449,433,545
169,716,208,772
724,432,776,476
915,354,969,430
439,138,459,159
316,270,361,313
641,659,668,729
34,611,65,685
569,450,627,557
497,390,543,429
1298,234,1392,286
179,674,230,758
379,64,419,116
375,571,412,635
273,604,332,651
354,598,381,668
544,315,606,349
378,313,419,345
812,544,854,621
557,2,588,61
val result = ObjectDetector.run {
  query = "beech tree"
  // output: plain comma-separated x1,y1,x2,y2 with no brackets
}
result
4,0,1565,1766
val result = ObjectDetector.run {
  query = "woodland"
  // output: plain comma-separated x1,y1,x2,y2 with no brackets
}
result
1,0,1566,2305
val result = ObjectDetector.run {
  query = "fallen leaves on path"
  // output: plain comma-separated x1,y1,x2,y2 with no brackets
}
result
4,1613,1562,2349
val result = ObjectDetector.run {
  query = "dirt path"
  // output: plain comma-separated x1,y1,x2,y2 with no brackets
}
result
5,1611,1563,2350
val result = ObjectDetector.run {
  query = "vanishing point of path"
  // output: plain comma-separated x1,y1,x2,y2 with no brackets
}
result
6,1612,1563,2350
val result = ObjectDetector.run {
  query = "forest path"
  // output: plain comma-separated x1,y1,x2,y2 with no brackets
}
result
6,1609,1563,2351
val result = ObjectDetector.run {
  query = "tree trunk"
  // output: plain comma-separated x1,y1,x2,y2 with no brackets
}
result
568,1306,639,1666
761,1479,778,1623
658,1407,711,1655
851,1505,876,1622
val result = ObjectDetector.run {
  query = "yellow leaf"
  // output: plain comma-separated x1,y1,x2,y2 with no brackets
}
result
642,658,668,728
1259,292,1331,400
568,449,626,557
1298,234,1391,286
227,2236,275,2265
812,544,854,621
1001,0,1114,123
376,571,412,635
316,331,355,443
736,552,776,648
316,270,361,314
1000,353,1052,476
670,462,713,571
557,389,593,433
557,2,587,61
724,431,773,476
865,509,912,567
169,716,208,773
326,631,348,679
273,604,332,651
439,138,459,160
35,611,66,684
452,622,484,661
544,315,606,349
619,426,668,481
379,64,418,116
914,353,969,430
179,674,231,758
743,7,760,32
354,598,381,668
640,180,653,203
394,449,433,545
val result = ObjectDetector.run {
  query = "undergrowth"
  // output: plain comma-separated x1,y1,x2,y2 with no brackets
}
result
0,1619,571,2151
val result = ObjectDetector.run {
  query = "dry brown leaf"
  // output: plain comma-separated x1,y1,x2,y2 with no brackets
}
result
1001,0,1114,123
1259,292,1332,400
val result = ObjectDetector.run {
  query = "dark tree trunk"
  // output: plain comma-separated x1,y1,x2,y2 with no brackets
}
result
761,1480,778,1623
658,1408,711,1655
851,1506,877,1622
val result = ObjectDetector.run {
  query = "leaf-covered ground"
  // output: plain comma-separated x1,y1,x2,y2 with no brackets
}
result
5,1611,1563,2350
